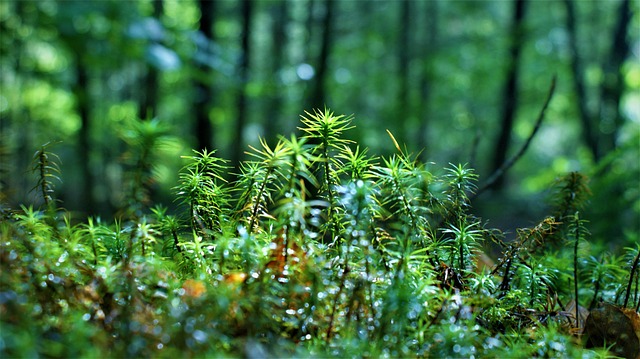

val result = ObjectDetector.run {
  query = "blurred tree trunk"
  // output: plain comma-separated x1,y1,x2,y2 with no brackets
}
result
397,0,411,143
138,0,163,120
231,0,254,171
264,1,288,145
73,53,95,213
302,0,335,202
598,0,631,156
563,0,598,160
194,0,216,152
6,2,32,205
306,0,334,111
564,0,631,161
490,0,527,190
304,0,316,65
416,0,438,162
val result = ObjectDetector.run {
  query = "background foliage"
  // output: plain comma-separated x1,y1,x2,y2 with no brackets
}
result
0,1,638,259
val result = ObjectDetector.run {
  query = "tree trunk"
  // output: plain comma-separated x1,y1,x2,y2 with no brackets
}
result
306,0,335,111
195,0,216,152
416,0,438,161
490,0,527,190
73,53,95,214
397,0,411,143
231,0,254,171
6,2,33,207
598,0,631,156
264,1,288,145
564,0,631,161
138,0,163,120
563,0,599,160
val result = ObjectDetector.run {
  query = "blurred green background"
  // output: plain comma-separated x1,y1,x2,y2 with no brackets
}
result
1,0,638,244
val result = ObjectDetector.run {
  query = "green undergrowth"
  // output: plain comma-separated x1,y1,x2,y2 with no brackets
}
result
1,109,638,358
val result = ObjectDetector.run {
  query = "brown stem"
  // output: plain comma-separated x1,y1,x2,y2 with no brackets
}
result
623,249,640,308
573,213,580,328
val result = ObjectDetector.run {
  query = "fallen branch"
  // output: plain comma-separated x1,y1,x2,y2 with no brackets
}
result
472,75,557,200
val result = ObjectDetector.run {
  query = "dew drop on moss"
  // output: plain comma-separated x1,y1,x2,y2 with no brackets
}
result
57,251,68,264
193,330,207,343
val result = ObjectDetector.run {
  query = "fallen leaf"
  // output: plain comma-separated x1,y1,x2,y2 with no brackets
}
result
182,279,206,299
224,272,247,285
584,302,640,359
559,299,589,335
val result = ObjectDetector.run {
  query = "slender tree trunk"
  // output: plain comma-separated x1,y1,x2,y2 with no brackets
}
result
563,0,599,160
231,0,254,171
264,1,288,145
564,0,631,161
304,0,316,64
490,0,527,190
73,53,95,214
306,0,334,111
6,2,27,205
302,0,335,202
139,0,163,120
598,0,631,155
416,0,438,161
195,0,215,152
397,0,411,143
